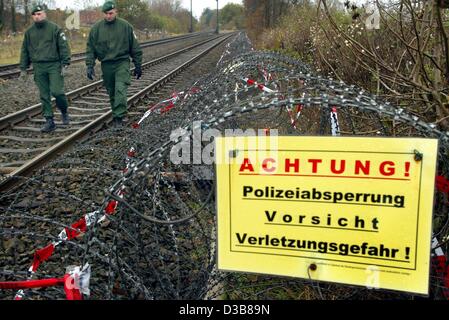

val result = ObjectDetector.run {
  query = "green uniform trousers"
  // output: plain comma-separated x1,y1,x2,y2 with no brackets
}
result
33,62,68,118
101,59,131,119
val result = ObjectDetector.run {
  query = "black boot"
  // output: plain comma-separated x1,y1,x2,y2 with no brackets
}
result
61,112,70,125
113,117,123,128
41,117,56,133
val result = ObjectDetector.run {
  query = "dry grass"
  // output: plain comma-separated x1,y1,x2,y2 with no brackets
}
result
0,27,165,66
0,28,90,66
0,34,24,65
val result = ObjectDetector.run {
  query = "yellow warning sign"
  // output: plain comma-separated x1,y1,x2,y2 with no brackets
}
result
215,136,438,295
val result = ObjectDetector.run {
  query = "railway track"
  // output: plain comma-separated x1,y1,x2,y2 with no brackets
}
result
0,32,235,191
1,34,448,300
0,31,212,80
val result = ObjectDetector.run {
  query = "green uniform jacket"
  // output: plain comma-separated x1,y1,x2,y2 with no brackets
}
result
20,20,71,70
86,17,143,68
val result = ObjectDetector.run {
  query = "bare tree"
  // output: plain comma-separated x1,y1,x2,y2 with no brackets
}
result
0,0,4,30
148,0,181,16
11,0,16,32
23,0,28,24
74,0,97,9
316,0,449,126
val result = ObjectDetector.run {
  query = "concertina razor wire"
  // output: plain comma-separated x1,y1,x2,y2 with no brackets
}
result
1,32,449,300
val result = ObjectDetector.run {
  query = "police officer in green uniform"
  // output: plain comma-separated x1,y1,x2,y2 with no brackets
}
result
86,1,143,127
19,3,71,133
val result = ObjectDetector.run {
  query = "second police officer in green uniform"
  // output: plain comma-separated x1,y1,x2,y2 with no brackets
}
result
86,1,143,127
19,3,71,133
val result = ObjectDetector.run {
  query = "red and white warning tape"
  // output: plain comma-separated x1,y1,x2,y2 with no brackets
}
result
241,74,304,130
432,236,449,299
4,263,90,300
242,78,276,93
285,105,297,129
10,86,205,300
330,107,340,136
295,104,303,121
137,88,201,127
436,175,449,198
13,202,116,300
216,37,237,66
13,154,133,300
433,175,449,299
259,66,273,82
284,104,305,130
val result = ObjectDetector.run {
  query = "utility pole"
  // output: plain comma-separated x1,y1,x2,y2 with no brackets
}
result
24,0,29,26
0,0,4,31
215,0,219,34
11,0,16,33
189,0,193,33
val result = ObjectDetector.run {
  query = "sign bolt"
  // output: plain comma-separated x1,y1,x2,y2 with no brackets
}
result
413,150,423,161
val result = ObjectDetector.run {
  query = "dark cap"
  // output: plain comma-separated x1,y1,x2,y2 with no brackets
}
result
102,1,116,12
31,3,46,14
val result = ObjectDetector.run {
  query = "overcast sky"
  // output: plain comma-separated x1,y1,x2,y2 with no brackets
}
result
180,0,242,19
54,0,243,19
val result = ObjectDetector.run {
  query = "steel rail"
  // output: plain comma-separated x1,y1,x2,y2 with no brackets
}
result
0,32,235,192
0,31,212,79
0,33,222,131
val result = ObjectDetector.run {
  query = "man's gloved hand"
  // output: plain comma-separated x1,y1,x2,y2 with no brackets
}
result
133,65,142,80
19,70,28,81
61,65,69,77
87,66,95,80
